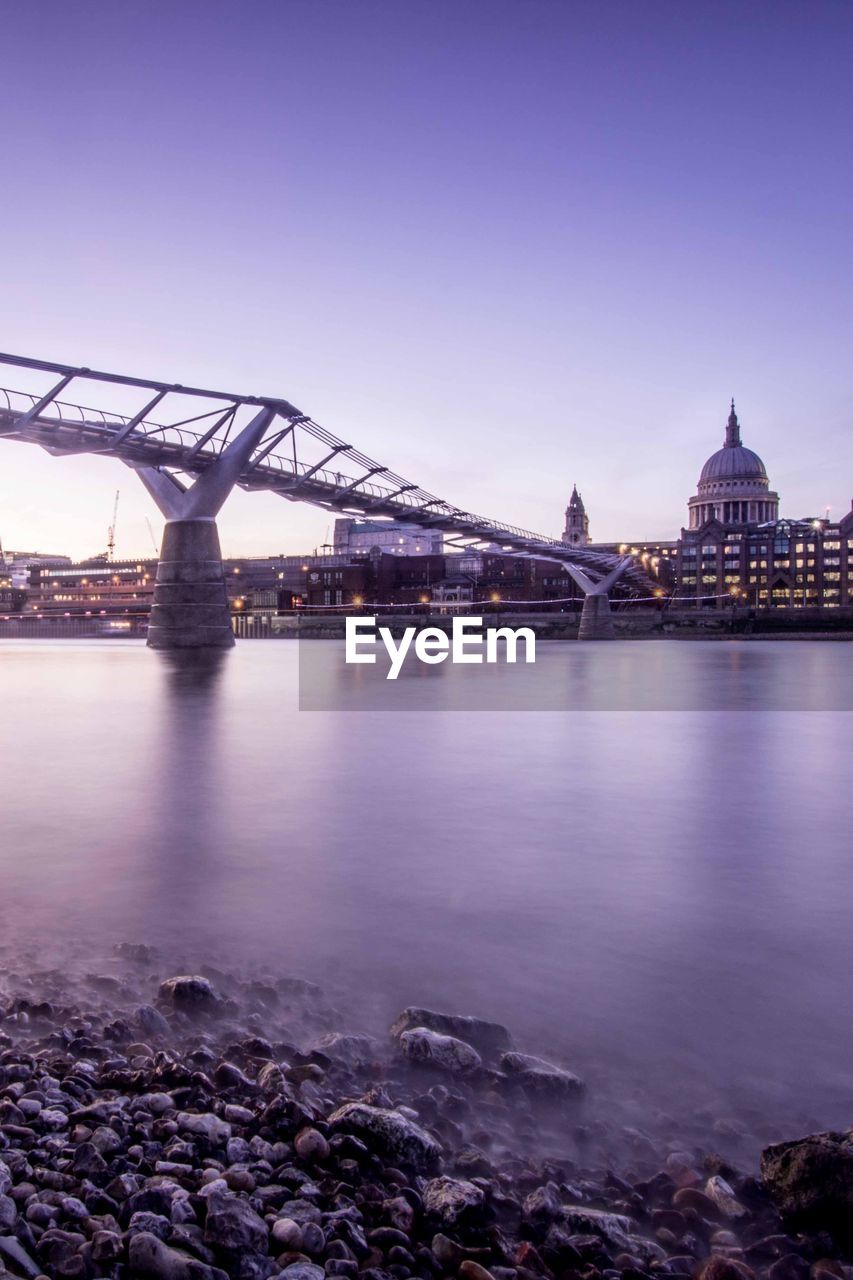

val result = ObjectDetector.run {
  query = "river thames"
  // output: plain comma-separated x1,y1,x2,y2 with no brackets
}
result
1,638,851,1157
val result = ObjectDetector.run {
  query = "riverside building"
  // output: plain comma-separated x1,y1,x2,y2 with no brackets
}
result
676,403,851,608
576,401,851,610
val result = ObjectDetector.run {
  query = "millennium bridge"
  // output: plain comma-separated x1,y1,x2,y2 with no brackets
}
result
0,352,654,647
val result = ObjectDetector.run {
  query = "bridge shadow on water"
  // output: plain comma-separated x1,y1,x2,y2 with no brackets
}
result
156,647,230,695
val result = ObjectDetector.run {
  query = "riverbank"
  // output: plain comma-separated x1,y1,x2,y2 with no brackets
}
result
2,606,853,642
1,952,850,1280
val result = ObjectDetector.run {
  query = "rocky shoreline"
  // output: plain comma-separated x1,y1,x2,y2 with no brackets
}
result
0,953,850,1280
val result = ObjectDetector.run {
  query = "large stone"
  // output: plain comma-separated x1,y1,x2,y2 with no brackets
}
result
129,1231,228,1280
0,1235,41,1279
279,1266,325,1280
760,1130,853,1235
0,1194,16,1230
327,1102,441,1172
294,1127,330,1162
389,1007,512,1058
705,1174,747,1220
203,1190,268,1253
137,1004,171,1037
559,1206,635,1252
696,1259,756,1280
523,1182,563,1221
176,1111,232,1145
423,1176,486,1227
158,975,219,1013
500,1051,585,1100
309,1031,378,1063
399,1027,482,1074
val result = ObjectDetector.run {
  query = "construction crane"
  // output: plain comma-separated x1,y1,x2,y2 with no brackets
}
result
145,517,159,555
106,490,119,561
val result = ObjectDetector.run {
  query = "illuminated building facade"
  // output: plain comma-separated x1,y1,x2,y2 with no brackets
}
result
676,403,851,607
578,402,851,609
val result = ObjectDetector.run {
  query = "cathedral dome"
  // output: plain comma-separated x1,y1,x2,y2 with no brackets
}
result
699,444,767,483
687,401,779,530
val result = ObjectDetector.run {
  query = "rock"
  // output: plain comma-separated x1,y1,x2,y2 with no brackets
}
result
0,1163,11,1196
0,1235,41,1279
279,1266,324,1280
279,1199,322,1225
500,1051,585,1099
308,1031,377,1063
423,1176,485,1227
176,1112,231,1144
672,1187,719,1218
705,1175,748,1221
138,1004,171,1037
294,1128,330,1162
760,1130,853,1235
524,1182,563,1221
460,1264,496,1280
224,1104,253,1125
158,975,219,1013
129,1211,172,1240
91,1230,123,1264
696,1259,756,1280
301,1223,326,1255
432,1234,465,1268
0,1194,16,1230
560,1207,635,1252
203,1190,268,1253
143,1091,177,1116
390,1007,512,1058
399,1027,482,1074
256,1061,287,1094
91,1124,123,1154
383,1196,415,1234
327,1102,441,1172
129,1231,227,1279
271,1218,304,1251
767,1257,810,1280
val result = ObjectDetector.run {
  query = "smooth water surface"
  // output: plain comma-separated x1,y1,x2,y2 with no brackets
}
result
1,639,851,1151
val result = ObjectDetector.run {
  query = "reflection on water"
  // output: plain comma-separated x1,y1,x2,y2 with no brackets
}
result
1,639,852,1150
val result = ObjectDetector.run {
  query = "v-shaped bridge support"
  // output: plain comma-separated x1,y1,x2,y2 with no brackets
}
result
564,557,633,640
133,407,275,649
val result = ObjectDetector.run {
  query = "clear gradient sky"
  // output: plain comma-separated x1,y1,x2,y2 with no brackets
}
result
1,0,851,559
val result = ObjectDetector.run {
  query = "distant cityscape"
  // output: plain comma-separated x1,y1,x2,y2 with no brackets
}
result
2,402,851,630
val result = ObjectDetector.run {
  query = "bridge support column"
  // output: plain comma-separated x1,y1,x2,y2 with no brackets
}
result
566,557,632,641
147,519,234,650
578,591,615,640
133,406,275,650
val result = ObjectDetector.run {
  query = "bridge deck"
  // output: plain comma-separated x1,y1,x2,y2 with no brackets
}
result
0,352,654,591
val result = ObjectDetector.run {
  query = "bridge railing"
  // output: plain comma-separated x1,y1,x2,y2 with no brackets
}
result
0,352,658,593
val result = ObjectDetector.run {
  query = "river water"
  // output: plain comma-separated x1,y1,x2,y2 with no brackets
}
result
1,639,851,1158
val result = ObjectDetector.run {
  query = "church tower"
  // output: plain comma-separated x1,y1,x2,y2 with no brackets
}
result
563,484,590,546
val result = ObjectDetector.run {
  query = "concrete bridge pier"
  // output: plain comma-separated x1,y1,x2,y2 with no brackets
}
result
578,590,615,640
147,519,233,649
567,558,632,640
134,407,274,650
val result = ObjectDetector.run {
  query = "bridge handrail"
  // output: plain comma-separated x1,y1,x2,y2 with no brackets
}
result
0,354,656,591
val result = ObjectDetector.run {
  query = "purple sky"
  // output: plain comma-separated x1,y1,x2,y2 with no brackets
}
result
1,0,851,558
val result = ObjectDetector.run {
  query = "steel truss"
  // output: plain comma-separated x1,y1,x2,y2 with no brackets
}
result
0,352,653,592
